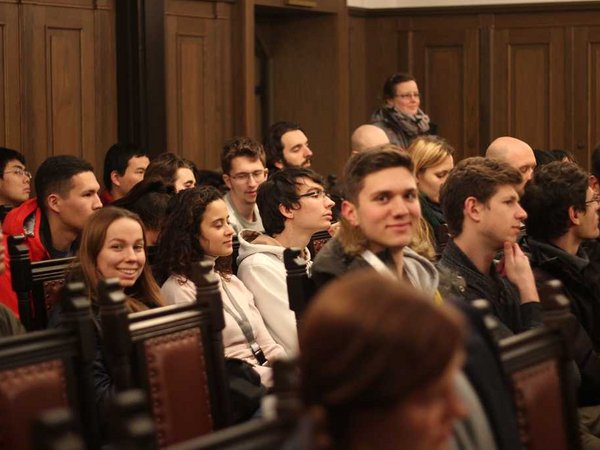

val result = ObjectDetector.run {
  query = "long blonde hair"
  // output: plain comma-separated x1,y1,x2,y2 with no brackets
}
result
408,135,454,176
77,207,164,312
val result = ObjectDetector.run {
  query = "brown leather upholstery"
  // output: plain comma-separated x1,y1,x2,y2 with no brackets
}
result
144,327,213,447
0,360,69,450
511,359,568,450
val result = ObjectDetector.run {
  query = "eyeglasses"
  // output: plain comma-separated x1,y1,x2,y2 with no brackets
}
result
298,189,330,200
229,169,267,182
585,195,600,206
4,168,32,179
395,92,420,100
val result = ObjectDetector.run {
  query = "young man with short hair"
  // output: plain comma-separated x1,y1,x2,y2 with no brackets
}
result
101,143,150,204
438,157,542,337
0,147,31,210
263,121,313,171
312,145,439,295
221,137,268,233
0,155,103,314
237,167,334,354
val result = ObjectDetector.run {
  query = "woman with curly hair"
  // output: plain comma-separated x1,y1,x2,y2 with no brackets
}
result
155,186,286,387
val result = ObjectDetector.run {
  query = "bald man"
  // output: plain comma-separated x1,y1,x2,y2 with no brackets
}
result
486,136,536,194
351,124,390,153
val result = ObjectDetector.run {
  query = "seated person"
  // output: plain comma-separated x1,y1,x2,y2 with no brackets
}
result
0,147,31,215
0,155,103,315
100,143,150,204
438,157,542,337
237,167,335,354
264,121,313,171
52,207,164,430
155,186,286,388
312,145,439,297
520,161,600,406
221,137,268,233
144,152,196,192
300,271,468,450
408,135,454,254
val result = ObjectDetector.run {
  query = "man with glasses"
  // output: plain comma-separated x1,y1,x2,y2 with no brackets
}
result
221,137,268,233
521,161,600,445
0,147,31,214
237,167,334,354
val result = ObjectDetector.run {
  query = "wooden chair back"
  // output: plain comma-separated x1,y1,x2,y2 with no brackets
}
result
8,235,75,330
99,261,231,448
476,298,581,450
307,230,330,258
0,282,99,450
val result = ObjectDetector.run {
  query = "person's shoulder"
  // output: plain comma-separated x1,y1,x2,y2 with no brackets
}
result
3,198,38,235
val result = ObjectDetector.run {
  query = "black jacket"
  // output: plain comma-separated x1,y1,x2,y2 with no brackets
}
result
527,237,600,406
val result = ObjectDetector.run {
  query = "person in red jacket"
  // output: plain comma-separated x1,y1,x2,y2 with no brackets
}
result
0,155,103,315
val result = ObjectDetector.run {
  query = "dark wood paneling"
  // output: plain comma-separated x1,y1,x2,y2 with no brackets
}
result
21,4,97,171
0,3,20,150
573,25,600,166
492,27,566,150
164,0,233,170
411,27,479,159
256,10,349,176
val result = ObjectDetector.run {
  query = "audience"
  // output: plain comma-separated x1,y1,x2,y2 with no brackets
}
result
264,121,313,171
0,155,102,315
155,186,285,388
350,124,390,153
486,136,536,195
409,135,454,254
237,167,334,355
221,137,268,233
144,152,196,192
438,157,542,337
300,271,469,450
100,143,150,204
370,72,431,148
0,147,30,213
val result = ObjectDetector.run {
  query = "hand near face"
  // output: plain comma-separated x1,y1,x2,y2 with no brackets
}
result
497,241,539,303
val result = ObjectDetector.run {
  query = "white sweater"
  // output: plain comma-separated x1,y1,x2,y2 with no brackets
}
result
161,273,286,387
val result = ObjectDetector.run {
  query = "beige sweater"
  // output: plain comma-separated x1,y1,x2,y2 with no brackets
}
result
160,273,286,387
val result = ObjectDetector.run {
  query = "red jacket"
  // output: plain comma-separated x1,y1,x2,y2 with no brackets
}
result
0,198,51,315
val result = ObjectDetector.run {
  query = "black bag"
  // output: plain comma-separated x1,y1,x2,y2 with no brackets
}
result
225,358,267,423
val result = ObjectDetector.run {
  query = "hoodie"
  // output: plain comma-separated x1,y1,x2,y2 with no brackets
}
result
236,230,310,355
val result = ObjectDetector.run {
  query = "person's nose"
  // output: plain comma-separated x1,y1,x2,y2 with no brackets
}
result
390,196,409,216
516,203,528,221
92,194,103,210
304,145,313,158
324,195,335,209
225,223,235,237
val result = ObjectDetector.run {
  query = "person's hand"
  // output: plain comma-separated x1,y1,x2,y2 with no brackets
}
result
328,221,340,237
498,241,539,303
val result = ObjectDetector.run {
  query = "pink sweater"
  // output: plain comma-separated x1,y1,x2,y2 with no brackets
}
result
160,273,287,387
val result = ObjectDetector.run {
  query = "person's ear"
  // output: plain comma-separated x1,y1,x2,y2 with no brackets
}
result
569,205,581,226
47,193,61,214
223,173,232,190
278,203,294,220
464,197,482,223
341,199,359,226
274,160,284,170
110,170,122,188
590,175,599,194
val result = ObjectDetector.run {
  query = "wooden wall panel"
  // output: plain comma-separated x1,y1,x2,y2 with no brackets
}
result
165,0,233,171
492,27,566,150
0,3,20,150
573,26,600,166
21,4,97,172
411,28,479,158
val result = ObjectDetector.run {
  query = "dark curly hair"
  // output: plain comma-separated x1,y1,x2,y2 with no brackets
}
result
155,186,227,284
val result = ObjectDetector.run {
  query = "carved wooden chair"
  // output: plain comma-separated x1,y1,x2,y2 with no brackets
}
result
99,261,231,448
306,230,331,258
0,282,99,450
476,298,582,450
8,235,75,330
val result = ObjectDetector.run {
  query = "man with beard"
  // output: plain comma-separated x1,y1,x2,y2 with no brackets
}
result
264,121,313,171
